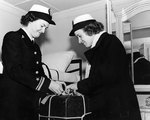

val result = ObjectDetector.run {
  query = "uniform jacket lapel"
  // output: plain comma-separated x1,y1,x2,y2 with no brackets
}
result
84,32,108,64
18,28,34,49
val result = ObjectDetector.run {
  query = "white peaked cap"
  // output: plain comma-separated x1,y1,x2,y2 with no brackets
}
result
28,4,56,25
69,14,96,36
74,14,95,24
29,4,49,14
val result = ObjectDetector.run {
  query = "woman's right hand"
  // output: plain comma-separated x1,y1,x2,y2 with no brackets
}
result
49,80,64,95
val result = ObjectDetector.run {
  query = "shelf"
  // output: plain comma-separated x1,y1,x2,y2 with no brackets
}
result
135,85,150,94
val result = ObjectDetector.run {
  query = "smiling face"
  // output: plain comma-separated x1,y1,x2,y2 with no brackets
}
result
75,29,94,48
28,19,49,38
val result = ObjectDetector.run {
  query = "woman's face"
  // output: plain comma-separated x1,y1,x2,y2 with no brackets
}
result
28,19,49,38
75,29,94,47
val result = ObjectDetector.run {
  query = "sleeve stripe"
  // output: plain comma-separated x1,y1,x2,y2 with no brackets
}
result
36,77,45,91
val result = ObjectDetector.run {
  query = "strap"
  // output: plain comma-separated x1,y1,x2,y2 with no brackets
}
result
39,94,92,120
42,62,51,79
48,95,91,120
40,94,51,104
42,62,60,80
49,69,59,80
55,70,59,80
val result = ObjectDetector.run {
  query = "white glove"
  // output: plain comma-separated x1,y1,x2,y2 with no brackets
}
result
49,80,64,95
66,83,78,93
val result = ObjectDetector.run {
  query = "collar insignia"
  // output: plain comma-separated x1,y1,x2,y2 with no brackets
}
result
22,35,25,39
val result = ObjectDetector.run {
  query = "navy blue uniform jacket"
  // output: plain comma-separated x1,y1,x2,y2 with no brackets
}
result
0,29,52,120
77,32,141,120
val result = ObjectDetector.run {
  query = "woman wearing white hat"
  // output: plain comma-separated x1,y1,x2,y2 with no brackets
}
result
67,14,141,120
0,4,64,120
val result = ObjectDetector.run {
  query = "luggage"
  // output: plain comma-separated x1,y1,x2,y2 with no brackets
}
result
38,94,91,120
39,60,91,120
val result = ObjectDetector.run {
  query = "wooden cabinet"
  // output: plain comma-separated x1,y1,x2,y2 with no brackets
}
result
135,85,150,120
140,107,150,120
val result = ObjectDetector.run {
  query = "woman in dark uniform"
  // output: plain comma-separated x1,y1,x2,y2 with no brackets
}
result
0,4,64,120
67,14,142,120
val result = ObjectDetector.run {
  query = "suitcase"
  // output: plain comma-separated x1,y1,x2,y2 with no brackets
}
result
38,94,91,120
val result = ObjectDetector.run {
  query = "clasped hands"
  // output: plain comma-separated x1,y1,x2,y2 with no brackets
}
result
49,80,78,95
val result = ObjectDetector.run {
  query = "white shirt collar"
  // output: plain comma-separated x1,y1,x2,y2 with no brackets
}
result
22,27,34,41
91,31,105,48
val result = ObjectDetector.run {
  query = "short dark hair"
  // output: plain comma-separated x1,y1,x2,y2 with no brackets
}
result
20,12,39,26
83,21,104,36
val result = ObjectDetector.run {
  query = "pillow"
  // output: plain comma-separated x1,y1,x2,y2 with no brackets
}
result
42,51,76,72
42,51,79,82
45,69,80,83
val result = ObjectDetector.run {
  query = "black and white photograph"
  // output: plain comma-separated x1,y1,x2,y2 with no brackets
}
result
0,0,150,120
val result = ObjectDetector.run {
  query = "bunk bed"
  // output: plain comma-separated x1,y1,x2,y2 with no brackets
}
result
115,0,150,119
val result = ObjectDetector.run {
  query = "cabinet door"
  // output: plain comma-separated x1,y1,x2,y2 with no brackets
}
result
137,94,150,120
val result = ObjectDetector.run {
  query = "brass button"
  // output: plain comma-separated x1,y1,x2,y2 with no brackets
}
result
36,78,39,81
35,71,39,74
34,51,37,55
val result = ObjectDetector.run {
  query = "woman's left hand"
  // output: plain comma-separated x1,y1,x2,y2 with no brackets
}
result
66,83,78,91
